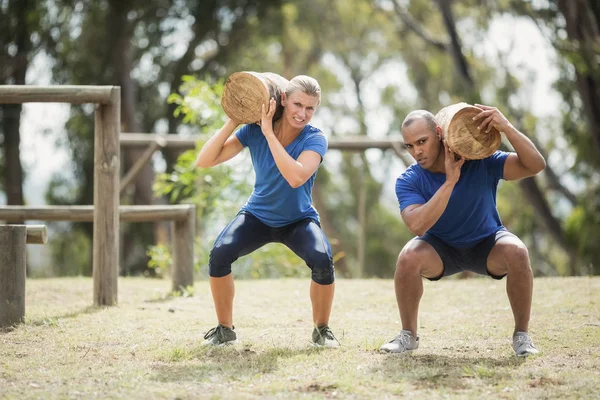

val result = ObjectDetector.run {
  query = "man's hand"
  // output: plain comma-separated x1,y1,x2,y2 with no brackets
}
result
473,104,512,134
444,140,464,184
260,97,276,136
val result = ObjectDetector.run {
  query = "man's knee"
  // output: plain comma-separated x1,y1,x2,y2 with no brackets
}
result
208,244,233,277
396,247,421,274
309,252,335,285
505,243,531,273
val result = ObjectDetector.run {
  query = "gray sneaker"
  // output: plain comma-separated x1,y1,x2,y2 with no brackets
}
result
311,325,340,348
202,324,237,346
513,331,539,357
380,330,419,353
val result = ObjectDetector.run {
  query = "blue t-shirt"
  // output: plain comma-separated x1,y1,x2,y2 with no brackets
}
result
395,151,510,248
236,123,327,227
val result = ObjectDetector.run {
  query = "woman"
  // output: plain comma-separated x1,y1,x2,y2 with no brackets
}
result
196,75,338,348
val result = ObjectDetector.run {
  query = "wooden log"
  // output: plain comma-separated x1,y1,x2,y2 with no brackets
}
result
0,85,115,104
435,102,501,160
119,132,406,152
221,71,288,124
0,205,194,222
93,87,120,307
171,206,195,293
0,225,27,327
25,225,48,244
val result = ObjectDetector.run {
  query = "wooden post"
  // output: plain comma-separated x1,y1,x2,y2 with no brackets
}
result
0,225,27,327
93,87,120,306
171,206,195,293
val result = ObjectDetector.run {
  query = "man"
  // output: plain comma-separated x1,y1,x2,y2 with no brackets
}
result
381,104,546,357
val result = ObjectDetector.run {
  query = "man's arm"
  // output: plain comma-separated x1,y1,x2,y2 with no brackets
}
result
474,104,546,180
401,142,464,236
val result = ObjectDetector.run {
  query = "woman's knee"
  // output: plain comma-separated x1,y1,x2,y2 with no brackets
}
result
208,243,234,277
309,251,335,285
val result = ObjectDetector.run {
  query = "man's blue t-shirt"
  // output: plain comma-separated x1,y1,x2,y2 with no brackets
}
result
395,151,510,248
236,123,327,227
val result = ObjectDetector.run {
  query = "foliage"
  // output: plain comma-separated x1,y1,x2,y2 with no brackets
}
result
146,244,171,278
43,222,92,277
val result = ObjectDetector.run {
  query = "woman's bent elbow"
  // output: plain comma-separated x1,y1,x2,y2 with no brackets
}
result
195,159,213,168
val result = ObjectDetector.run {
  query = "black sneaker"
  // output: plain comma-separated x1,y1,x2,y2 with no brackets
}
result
202,324,238,346
311,325,340,348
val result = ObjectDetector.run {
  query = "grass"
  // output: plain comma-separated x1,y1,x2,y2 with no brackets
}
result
1,276,599,399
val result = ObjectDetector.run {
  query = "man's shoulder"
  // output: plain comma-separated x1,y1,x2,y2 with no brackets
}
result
398,163,422,181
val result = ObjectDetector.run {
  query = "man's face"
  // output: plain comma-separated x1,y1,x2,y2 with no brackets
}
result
402,119,442,170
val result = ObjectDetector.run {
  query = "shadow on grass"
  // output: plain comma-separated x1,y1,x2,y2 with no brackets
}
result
0,305,104,333
151,345,326,383
374,353,526,390
27,305,104,326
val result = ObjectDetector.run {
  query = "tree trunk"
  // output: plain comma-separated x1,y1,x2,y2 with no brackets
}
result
1,0,30,222
557,0,600,159
434,0,478,102
107,0,166,274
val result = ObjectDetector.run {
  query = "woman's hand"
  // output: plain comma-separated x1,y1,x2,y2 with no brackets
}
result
260,97,276,137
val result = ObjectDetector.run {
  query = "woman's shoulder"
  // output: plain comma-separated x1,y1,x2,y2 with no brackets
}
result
304,124,326,142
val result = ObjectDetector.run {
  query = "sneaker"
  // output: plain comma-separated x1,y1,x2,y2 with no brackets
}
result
202,324,237,346
311,325,340,348
513,331,539,357
380,330,419,353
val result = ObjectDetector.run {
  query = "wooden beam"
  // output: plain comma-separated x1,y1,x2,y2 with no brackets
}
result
25,225,48,244
120,132,406,152
0,205,194,222
0,85,116,104
120,137,166,193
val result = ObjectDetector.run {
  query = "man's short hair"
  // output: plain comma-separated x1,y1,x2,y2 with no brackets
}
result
401,110,438,134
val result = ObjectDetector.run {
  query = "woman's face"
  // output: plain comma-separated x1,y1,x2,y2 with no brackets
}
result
281,90,319,129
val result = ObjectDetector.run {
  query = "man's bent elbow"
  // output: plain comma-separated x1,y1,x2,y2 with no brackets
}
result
406,223,426,237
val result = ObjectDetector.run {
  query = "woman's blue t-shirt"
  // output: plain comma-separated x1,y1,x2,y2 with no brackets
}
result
395,151,509,248
236,123,327,227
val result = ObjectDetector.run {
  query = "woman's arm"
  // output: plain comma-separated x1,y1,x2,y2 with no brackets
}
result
196,118,245,168
260,98,322,188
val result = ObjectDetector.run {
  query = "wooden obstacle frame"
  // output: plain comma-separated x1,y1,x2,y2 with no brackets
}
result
0,86,195,308
0,225,48,327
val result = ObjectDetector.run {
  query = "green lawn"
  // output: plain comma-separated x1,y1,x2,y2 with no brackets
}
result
1,276,599,399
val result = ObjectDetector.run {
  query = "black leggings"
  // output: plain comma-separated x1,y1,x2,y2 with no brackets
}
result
209,212,335,284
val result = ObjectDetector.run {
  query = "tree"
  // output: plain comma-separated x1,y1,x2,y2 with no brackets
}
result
0,0,47,214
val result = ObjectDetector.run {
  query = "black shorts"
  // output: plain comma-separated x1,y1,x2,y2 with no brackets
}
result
416,229,516,281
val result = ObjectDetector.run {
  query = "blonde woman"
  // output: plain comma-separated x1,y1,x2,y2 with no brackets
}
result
196,75,338,348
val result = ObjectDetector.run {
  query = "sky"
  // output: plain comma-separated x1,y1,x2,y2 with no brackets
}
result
11,15,562,208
